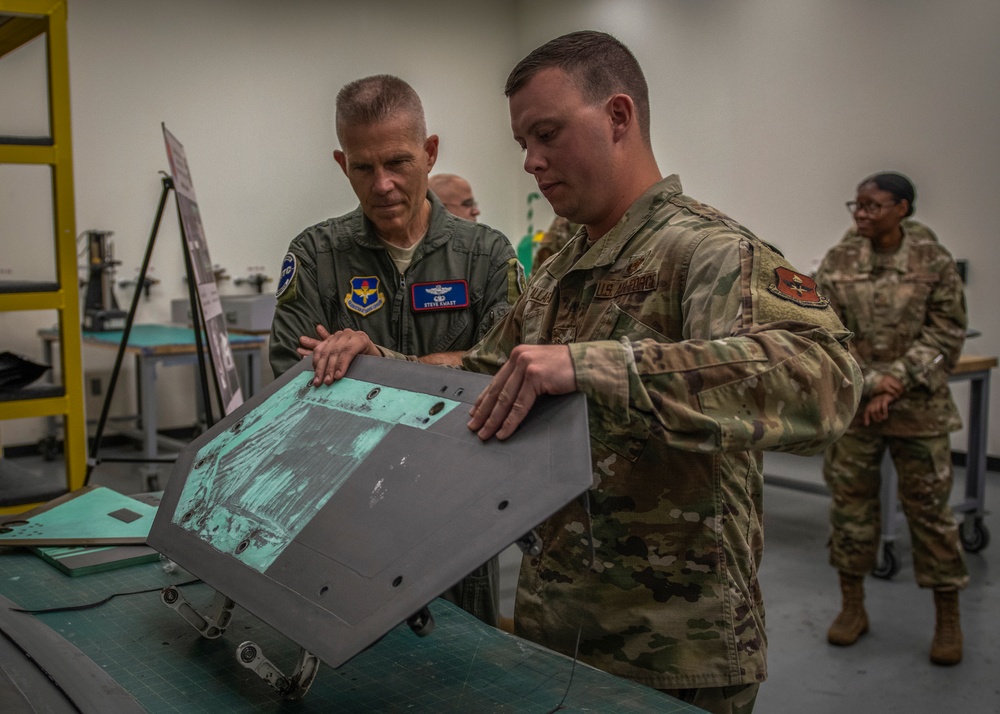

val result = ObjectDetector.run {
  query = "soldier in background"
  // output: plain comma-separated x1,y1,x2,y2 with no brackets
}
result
304,32,862,714
531,215,579,273
270,74,523,628
815,172,968,666
429,173,481,222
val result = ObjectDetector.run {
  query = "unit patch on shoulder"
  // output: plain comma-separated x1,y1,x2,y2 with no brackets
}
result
768,267,829,308
345,276,385,315
275,253,298,304
411,280,469,312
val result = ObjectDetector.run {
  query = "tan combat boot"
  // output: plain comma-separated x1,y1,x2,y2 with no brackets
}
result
930,589,962,665
827,572,869,646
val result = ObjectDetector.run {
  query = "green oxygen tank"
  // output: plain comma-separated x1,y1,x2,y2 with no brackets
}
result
517,192,542,277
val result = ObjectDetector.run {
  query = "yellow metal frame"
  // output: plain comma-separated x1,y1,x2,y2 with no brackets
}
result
1,0,86,514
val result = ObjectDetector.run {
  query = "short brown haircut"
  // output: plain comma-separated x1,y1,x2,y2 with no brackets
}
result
335,74,427,145
504,31,651,146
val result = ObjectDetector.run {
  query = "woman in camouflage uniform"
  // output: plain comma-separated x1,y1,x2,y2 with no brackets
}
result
815,172,968,666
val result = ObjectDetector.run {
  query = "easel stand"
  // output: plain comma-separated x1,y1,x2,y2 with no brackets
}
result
86,175,217,484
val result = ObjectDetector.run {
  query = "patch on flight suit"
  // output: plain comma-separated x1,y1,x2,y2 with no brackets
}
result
508,258,526,304
275,253,297,304
345,276,385,315
768,266,829,308
411,280,469,312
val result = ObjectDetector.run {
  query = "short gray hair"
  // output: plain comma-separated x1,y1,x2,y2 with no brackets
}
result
336,74,426,145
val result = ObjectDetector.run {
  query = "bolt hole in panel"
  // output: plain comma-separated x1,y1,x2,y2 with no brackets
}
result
147,356,591,669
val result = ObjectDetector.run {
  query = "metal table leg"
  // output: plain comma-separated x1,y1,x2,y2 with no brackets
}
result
957,369,991,551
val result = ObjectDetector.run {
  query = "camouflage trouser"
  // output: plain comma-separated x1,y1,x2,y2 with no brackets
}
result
823,432,969,589
440,554,500,627
660,682,759,714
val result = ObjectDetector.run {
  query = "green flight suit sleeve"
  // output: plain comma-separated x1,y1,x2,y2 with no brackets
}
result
269,243,326,377
476,242,524,342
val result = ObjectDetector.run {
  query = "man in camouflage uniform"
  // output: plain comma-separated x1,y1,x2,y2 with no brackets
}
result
815,172,968,666
270,75,524,628
311,33,861,713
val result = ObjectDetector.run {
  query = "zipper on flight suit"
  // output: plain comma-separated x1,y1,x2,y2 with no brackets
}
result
397,270,408,350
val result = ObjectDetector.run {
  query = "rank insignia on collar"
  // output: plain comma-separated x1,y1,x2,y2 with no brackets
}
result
411,280,469,312
345,276,385,315
623,252,649,277
768,267,830,308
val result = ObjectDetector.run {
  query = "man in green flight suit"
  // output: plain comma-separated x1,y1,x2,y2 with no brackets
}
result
269,74,523,628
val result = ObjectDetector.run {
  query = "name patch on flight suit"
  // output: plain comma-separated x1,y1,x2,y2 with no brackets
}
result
411,280,469,312
595,271,657,299
768,267,829,308
345,276,385,315
275,253,297,304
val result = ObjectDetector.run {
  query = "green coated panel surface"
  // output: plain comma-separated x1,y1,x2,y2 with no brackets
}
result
0,487,155,544
0,550,697,713
32,544,161,576
172,372,459,573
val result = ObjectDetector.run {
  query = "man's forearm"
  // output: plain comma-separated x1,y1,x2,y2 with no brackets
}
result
417,351,464,367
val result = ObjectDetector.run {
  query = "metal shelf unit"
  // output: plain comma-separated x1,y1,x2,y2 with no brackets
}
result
0,0,86,513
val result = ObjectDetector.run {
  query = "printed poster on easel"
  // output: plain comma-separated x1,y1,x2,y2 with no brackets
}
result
162,124,244,415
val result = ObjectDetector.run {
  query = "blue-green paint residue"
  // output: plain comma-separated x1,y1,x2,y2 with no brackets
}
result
173,373,458,573
0,487,156,542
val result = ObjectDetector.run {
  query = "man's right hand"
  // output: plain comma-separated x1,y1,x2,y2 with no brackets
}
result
297,325,380,386
862,393,894,425
873,373,905,400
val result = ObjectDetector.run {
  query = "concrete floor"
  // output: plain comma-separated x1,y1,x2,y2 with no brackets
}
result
499,450,999,714
754,451,999,713
4,446,998,713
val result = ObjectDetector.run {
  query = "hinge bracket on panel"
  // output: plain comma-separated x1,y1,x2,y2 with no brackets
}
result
515,528,542,556
237,640,320,700
160,585,234,639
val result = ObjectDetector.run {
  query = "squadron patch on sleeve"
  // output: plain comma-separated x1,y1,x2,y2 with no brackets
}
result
768,267,829,308
345,276,386,315
275,253,297,304
411,280,469,312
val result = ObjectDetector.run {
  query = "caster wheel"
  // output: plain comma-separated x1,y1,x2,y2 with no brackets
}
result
407,607,435,637
960,519,990,553
872,542,900,579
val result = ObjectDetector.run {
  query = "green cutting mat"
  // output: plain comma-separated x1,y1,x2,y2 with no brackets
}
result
0,550,699,712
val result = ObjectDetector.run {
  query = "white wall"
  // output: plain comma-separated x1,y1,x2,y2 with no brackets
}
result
514,0,1000,456
3,0,999,456
0,0,524,444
